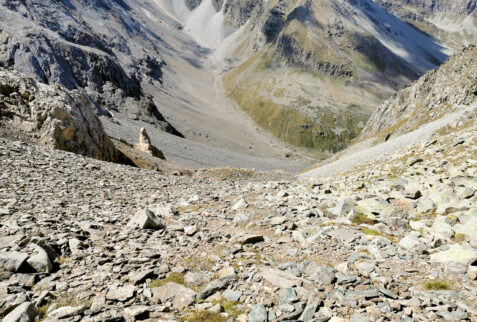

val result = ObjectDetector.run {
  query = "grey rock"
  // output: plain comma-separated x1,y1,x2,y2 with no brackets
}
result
258,267,301,288
233,213,250,224
247,303,268,322
315,307,333,321
417,197,436,213
123,306,150,320
279,288,299,304
129,269,155,285
327,229,360,243
336,274,357,285
398,235,427,252
468,264,477,280
152,282,196,309
197,277,232,300
0,69,128,163
106,284,136,302
350,313,371,322
222,289,242,301
184,271,210,287
355,262,375,278
2,302,37,322
0,252,29,272
241,234,264,244
46,306,87,319
299,302,318,321
430,244,477,265
68,238,84,255
27,244,53,274
128,208,166,230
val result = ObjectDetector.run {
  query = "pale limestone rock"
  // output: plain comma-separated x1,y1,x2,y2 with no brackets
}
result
133,127,165,159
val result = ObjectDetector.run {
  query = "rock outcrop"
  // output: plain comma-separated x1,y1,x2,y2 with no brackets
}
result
0,68,130,163
133,128,165,160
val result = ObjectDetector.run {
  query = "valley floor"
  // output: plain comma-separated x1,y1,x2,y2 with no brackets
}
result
0,111,476,321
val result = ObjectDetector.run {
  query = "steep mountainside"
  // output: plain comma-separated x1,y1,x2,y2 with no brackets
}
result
375,0,477,49
0,0,314,171
0,98,476,321
360,45,477,141
161,0,452,153
301,45,477,180
0,0,473,167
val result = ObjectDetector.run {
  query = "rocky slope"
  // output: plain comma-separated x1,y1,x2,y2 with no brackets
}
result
0,68,131,163
375,0,477,49
0,104,476,321
360,45,477,142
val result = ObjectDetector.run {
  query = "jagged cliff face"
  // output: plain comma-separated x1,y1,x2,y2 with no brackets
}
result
375,0,477,49
0,68,132,163
361,45,477,140
166,0,451,152
0,0,181,136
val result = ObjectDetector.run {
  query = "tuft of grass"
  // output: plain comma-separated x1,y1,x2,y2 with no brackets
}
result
180,310,227,322
37,304,51,320
212,299,244,318
56,257,72,265
424,280,452,291
363,228,380,236
150,272,185,288
453,233,466,243
352,213,376,225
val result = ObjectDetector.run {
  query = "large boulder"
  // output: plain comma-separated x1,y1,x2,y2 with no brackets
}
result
128,208,167,230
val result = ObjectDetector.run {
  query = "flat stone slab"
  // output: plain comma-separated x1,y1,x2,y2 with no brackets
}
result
430,244,477,266
327,229,361,243
152,282,196,309
258,267,301,288
106,284,136,302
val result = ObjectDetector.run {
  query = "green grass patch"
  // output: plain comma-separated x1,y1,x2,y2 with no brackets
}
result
424,280,452,291
363,228,380,236
180,310,227,322
453,233,466,243
212,299,244,318
352,213,377,225
150,272,185,288
37,304,51,320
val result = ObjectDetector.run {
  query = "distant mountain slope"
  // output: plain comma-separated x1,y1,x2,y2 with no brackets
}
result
375,0,477,49
360,45,477,141
0,0,468,169
217,0,451,152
